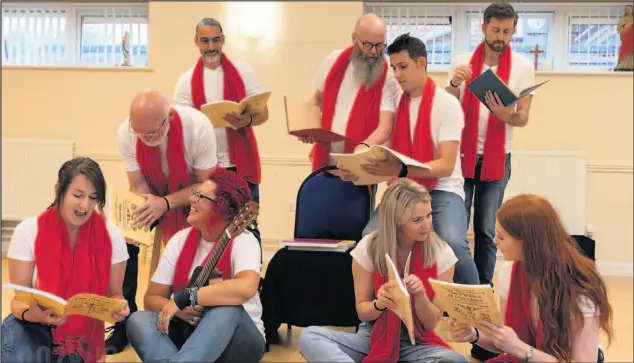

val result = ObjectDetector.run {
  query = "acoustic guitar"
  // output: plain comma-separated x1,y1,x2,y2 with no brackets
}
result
168,201,259,348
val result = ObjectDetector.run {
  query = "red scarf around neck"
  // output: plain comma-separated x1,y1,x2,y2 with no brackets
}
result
390,77,438,191
363,243,451,363
173,227,235,292
33,206,112,362
618,23,633,65
486,261,543,363
136,109,190,245
190,55,261,184
310,46,388,171
460,41,512,181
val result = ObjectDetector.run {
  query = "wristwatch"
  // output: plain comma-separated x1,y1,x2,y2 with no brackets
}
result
522,346,534,362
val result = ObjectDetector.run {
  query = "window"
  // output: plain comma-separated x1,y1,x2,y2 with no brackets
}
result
2,4,148,67
364,2,627,72
467,10,553,70
364,5,453,69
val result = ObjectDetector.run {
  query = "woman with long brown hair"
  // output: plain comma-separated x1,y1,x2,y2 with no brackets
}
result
450,194,613,362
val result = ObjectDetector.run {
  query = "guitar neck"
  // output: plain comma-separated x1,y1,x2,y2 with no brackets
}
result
191,230,231,288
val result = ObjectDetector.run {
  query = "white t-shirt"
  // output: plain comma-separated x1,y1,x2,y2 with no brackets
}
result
384,87,465,200
151,227,265,340
350,233,458,276
313,49,401,165
497,261,599,328
7,215,129,288
117,105,218,179
447,51,535,154
173,61,262,168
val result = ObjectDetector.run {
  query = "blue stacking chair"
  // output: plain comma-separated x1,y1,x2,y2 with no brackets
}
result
260,165,373,346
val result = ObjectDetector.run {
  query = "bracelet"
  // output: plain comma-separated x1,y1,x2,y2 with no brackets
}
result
162,196,170,212
20,308,29,321
247,115,253,127
449,79,460,88
522,346,534,362
373,300,386,311
469,327,480,344
173,288,191,310
188,287,199,308
358,142,370,149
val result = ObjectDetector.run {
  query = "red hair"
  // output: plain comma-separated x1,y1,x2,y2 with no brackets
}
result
496,194,614,361
207,167,251,220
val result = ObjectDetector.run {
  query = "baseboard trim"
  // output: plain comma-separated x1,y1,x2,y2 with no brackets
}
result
596,262,634,277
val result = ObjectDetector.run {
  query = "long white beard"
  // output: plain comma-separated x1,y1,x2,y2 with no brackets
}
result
351,47,385,88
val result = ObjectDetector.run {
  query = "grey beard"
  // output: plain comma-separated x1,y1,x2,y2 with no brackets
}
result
351,47,384,88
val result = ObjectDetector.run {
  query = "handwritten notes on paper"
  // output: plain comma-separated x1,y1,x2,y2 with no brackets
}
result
428,279,503,332
107,186,155,247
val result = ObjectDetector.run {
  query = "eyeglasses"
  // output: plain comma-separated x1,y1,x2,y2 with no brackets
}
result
129,114,168,138
354,33,386,52
191,189,216,203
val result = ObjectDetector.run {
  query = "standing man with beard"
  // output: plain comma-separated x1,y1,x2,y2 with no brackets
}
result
106,89,218,354
445,2,535,360
173,18,265,243
301,13,400,176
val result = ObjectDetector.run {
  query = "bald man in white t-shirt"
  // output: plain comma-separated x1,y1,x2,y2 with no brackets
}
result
107,89,218,354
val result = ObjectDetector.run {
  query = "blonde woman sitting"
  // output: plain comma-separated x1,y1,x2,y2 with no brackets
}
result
298,179,466,363
449,194,613,362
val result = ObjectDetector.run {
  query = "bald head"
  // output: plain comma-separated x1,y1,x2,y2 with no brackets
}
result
129,89,171,145
355,13,387,37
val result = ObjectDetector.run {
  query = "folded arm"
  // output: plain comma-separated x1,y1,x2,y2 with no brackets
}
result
195,270,261,306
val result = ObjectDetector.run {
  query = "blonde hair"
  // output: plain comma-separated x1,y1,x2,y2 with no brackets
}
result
367,179,445,276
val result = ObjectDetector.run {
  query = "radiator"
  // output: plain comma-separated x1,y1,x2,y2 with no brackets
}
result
2,139,74,221
503,150,587,236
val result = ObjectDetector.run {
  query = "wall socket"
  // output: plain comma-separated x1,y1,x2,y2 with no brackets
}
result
287,202,296,212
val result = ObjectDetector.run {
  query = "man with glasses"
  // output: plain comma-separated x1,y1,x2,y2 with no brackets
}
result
108,89,218,354
174,17,265,244
301,13,400,177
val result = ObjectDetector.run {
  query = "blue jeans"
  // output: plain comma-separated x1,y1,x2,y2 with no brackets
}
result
126,306,265,363
464,153,512,286
1,314,83,363
299,321,467,362
361,190,479,285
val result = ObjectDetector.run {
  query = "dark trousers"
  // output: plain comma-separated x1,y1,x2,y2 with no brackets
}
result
117,242,139,327
463,153,512,286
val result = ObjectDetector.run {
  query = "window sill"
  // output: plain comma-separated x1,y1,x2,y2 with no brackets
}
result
1,65,154,72
428,69,633,77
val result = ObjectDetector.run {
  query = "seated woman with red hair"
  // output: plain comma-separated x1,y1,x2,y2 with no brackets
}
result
126,167,265,362
450,194,613,362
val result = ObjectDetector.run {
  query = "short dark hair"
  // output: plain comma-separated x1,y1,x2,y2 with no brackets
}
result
386,33,428,63
49,157,107,214
483,2,518,27
196,17,223,34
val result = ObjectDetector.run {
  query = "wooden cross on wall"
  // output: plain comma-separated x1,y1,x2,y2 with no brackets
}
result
528,44,544,70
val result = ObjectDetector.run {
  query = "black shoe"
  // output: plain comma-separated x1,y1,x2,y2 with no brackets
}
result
471,344,499,362
105,325,129,355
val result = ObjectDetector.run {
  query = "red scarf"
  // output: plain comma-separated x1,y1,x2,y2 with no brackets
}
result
310,46,388,171
190,55,261,184
136,109,190,245
33,207,112,362
460,41,512,181
486,261,543,363
390,77,438,191
173,227,235,292
618,23,633,65
363,243,451,363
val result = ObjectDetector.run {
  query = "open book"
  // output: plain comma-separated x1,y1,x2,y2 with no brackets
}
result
5,283,127,324
283,95,353,143
201,91,271,129
467,69,549,111
330,145,432,186
385,253,415,345
106,185,155,247
428,278,502,334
